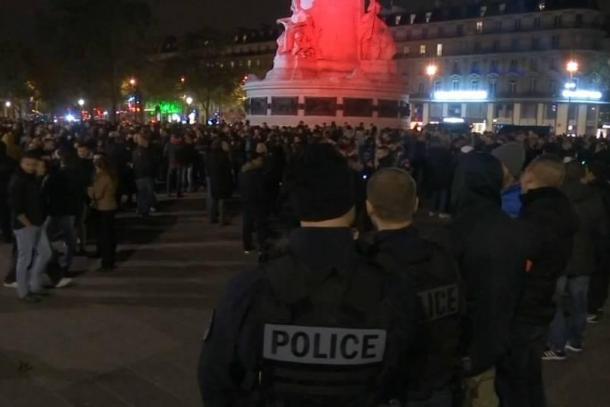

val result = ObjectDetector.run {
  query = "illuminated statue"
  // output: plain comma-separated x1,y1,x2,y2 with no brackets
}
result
276,0,317,59
359,0,397,61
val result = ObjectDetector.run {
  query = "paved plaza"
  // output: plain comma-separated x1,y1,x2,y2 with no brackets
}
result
0,197,608,407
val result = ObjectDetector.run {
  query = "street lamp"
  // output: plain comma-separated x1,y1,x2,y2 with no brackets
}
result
565,60,579,135
426,64,439,78
566,60,579,76
5,101,11,108
129,77,137,86
186,96,194,105
78,98,85,107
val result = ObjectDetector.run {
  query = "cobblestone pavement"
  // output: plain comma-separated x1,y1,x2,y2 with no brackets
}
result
0,196,608,407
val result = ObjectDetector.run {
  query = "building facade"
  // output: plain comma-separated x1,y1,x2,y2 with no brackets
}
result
392,0,610,135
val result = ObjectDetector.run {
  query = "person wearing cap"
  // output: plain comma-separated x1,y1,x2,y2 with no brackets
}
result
492,142,526,218
198,144,416,407
364,168,462,407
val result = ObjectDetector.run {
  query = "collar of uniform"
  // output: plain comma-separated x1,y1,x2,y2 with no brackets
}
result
372,226,432,264
374,226,419,245
288,227,357,277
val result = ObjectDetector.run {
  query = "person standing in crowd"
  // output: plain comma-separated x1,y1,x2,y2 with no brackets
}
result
545,160,608,359
132,133,157,217
206,140,233,225
450,153,532,407
365,168,462,407
199,144,417,407
425,136,454,219
88,155,118,273
43,149,81,287
496,155,576,407
0,141,17,242
491,142,526,218
584,161,610,323
239,152,268,256
75,143,95,255
8,151,52,303
165,133,185,198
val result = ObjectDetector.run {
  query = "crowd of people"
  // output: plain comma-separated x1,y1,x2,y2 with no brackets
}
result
1,117,610,406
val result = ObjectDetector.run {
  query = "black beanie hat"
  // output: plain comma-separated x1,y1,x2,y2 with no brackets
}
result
288,143,354,222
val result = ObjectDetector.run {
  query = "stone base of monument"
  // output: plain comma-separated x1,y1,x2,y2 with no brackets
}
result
244,75,409,128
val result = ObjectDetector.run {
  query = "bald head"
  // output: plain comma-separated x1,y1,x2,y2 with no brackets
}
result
521,154,566,193
367,168,418,225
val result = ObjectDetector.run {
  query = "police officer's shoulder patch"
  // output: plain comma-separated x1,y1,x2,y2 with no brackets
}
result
203,310,215,342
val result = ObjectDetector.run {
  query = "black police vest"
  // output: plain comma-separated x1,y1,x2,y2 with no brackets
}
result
376,241,464,400
254,254,403,407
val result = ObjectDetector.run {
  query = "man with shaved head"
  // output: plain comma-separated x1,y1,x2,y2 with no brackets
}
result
365,168,462,407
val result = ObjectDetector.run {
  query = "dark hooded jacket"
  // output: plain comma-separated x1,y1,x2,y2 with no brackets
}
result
516,187,576,325
450,153,532,376
562,181,608,277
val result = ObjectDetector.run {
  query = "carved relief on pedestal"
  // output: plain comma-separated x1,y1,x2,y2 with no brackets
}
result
276,0,317,59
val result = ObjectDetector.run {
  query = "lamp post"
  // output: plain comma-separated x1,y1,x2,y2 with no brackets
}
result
4,101,11,118
566,60,579,135
425,64,438,124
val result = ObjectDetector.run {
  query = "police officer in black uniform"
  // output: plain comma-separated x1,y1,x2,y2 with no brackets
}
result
198,144,418,407
364,168,462,407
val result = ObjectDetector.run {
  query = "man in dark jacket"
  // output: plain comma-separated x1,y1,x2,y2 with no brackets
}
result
546,160,608,357
496,155,577,407
365,168,461,407
450,153,532,406
43,149,81,285
133,133,157,217
239,153,268,255
206,140,233,225
0,141,16,242
8,151,52,302
75,143,95,254
165,133,185,198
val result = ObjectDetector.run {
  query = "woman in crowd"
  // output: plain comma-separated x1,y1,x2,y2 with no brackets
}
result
89,155,118,272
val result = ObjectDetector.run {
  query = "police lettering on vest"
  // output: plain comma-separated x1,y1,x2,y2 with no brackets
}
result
418,284,459,321
263,325,387,366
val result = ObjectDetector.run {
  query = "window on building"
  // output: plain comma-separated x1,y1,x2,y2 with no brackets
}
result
476,21,484,33
419,44,427,55
489,78,498,96
472,79,479,90
247,60,252,68
452,79,460,90
499,3,506,13
522,103,537,119
418,82,425,95
509,60,519,72
529,77,538,93
534,17,541,28
403,46,411,56
480,6,487,17
425,12,432,23
511,38,520,50
410,14,417,24
539,1,546,11
492,40,500,52
554,16,562,28
530,59,539,72
472,61,481,73
551,35,560,49
434,81,442,92
514,19,521,31
490,60,499,73
474,41,481,53
457,25,464,35
452,62,461,75
395,15,402,25
509,79,518,95
422,28,429,39
436,43,443,56
575,14,583,27
532,37,540,50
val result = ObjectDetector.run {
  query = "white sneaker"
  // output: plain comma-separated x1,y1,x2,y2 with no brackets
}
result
55,278,73,289
565,342,583,353
3,282,17,289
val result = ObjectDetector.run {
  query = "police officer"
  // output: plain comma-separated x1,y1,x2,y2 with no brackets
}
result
198,144,418,407
364,168,462,407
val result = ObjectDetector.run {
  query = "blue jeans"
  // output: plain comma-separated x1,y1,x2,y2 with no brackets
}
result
47,215,77,270
548,275,590,350
14,225,52,298
136,177,157,215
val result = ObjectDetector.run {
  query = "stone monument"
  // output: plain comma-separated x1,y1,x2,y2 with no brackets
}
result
244,0,408,127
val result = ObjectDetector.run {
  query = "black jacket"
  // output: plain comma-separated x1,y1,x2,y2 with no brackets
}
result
207,150,233,199
517,187,577,325
562,181,608,277
8,169,46,229
43,165,82,217
450,153,532,376
132,146,156,179
239,160,267,211
368,227,462,400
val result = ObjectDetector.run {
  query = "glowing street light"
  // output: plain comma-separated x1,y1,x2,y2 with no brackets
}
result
129,77,137,86
78,98,85,107
425,64,439,77
185,96,194,105
5,101,11,108
566,60,579,75
180,76,186,84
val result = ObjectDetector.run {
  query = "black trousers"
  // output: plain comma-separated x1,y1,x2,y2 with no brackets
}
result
242,206,268,252
3,241,17,283
96,210,116,269
0,199,11,242
589,263,609,313
496,323,548,407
